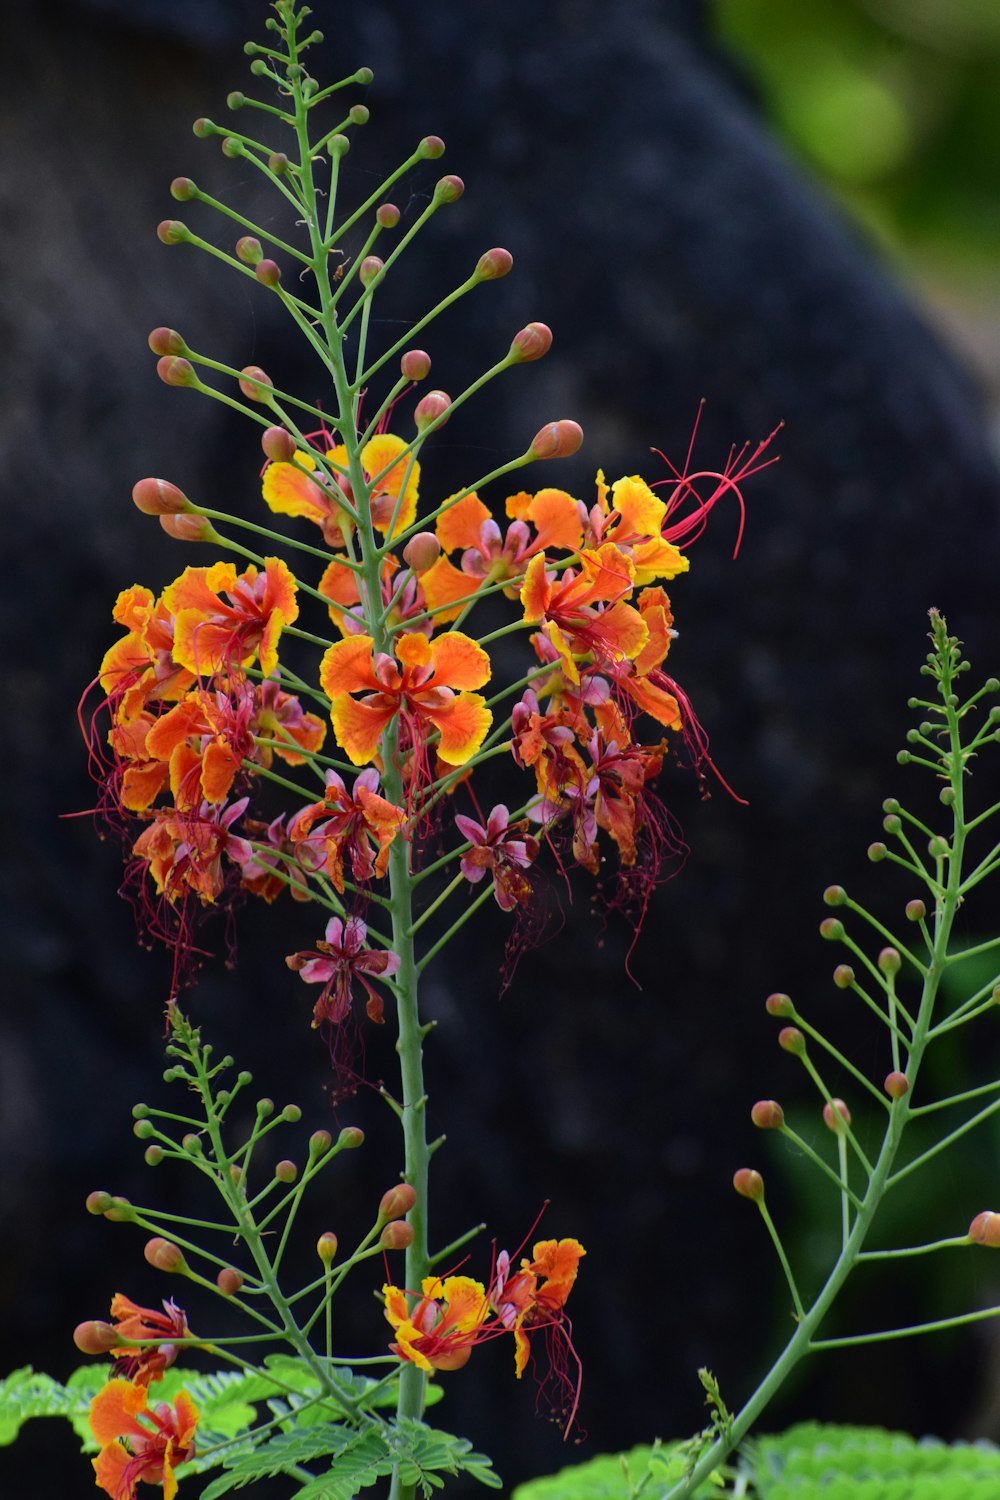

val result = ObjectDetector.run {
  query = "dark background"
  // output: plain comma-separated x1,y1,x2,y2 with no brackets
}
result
4,0,1000,1494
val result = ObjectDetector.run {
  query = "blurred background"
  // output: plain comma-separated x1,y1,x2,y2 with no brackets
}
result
3,0,1000,1493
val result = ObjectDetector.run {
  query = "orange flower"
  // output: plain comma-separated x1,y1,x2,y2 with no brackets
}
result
384,1275,490,1373
162,558,298,678
90,1379,197,1500
289,768,405,893
99,587,195,724
262,433,419,543
492,1237,585,1380
106,1295,191,1387
320,631,492,767
583,471,689,585
521,545,647,684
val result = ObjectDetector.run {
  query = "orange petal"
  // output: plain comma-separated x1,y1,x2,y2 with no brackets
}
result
427,632,491,691
320,636,377,697
632,535,689,586
93,1441,132,1498
262,459,328,525
201,739,240,802
89,1378,149,1443
112,586,156,633
610,474,665,541
121,760,171,812
504,490,532,522
526,488,583,552
263,557,300,627
436,492,490,553
318,558,365,633
596,600,648,664
173,1390,199,1448
423,693,492,765
625,674,682,729
330,693,395,765
421,556,481,623
362,434,420,536
520,554,552,623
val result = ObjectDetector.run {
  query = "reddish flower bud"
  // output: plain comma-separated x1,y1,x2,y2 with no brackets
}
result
476,247,513,281
170,177,198,201
778,1026,806,1056
528,419,584,461
765,992,794,1017
236,236,264,265
878,947,902,976
434,174,464,204
156,356,197,388
316,1231,339,1264
216,1267,244,1296
403,531,441,575
969,1211,1000,1247
378,1183,418,1222
73,1320,119,1355
359,255,383,286
255,259,282,287
510,322,553,363
380,1220,415,1251
144,1238,187,1273
884,1071,909,1100
751,1100,784,1130
823,885,847,906
733,1168,765,1202
103,1197,135,1223
239,365,274,401
261,426,297,463
156,220,190,245
274,1160,298,1183
377,203,401,228
86,1190,113,1215
400,349,431,381
160,513,218,543
338,1126,365,1150
145,1146,165,1166
833,964,855,989
132,478,190,516
147,327,187,357
419,135,446,159
309,1129,333,1157
819,917,844,941
822,1097,852,1133
905,899,926,922
268,152,290,175
414,390,452,431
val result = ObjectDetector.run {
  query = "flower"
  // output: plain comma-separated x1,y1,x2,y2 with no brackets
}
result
492,1237,585,1380
320,631,492,768
90,1379,197,1500
383,1275,490,1372
286,915,401,1026
132,797,253,905
289,769,405,893
454,804,539,911
520,545,647,683
262,432,419,543
106,1294,191,1386
161,558,298,678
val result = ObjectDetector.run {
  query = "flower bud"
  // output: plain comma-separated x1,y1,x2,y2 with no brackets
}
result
819,918,844,941
403,532,441,575
328,134,350,158
192,117,216,138
86,1190,113,1215
282,1104,302,1123
832,964,854,989
751,1100,784,1130
257,1098,275,1117
823,885,847,907
309,1129,332,1158
359,255,383,286
476,247,513,281
434,174,464,204
400,349,431,382
317,1231,339,1264
170,177,198,201
236,236,264,265
221,137,243,159
970,1211,1000,1247
928,835,950,859
378,1183,417,1222
884,1071,909,1100
268,152,290,175
275,1160,298,1183
73,1320,119,1355
528,420,584,461
144,1238,187,1273
230,1165,244,1187
355,66,373,84
822,1097,852,1133
419,135,445,159
255,259,282,287
878,947,901,976
156,356,198,388
133,1119,154,1139
157,220,190,245
868,842,887,862
765,992,794,1018
380,1221,415,1251
144,1146,165,1166
227,91,245,109
160,513,219,543
104,1197,135,1223
239,366,274,401
905,899,926,922
509,322,552,363
350,103,369,125
216,1267,244,1296
182,1134,203,1156
261,426,298,463
883,814,902,835
377,203,401,229
338,1125,365,1150
147,327,187,357
414,390,451,431
733,1168,765,1202
778,1026,806,1056
132,478,190,516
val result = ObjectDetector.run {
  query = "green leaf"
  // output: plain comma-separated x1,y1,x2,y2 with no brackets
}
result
512,1442,719,1500
746,1422,1000,1497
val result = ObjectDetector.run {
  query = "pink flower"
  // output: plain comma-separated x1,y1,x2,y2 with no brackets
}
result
286,915,400,1026
454,805,539,912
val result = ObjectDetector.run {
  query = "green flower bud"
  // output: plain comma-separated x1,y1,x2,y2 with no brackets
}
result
418,135,445,159
236,236,264,265
510,322,553,363
359,255,383,286
400,349,431,382
317,1231,339,1264
878,947,901,976
765,992,794,1017
819,917,844,941
356,66,374,84
928,836,950,858
822,885,847,907
170,177,198,201
192,117,216,138
268,152,291,175
882,798,900,814
833,964,855,989
148,327,188,357
868,842,887,862
338,1126,364,1150
275,1160,298,1183
239,366,274,401
156,220,190,246
221,137,243,159
309,1129,333,1158
905,899,926,922
86,1191,113,1215
778,1026,806,1057
133,1120,155,1140
257,1098,275,1117
414,390,451,431
227,92,246,110
350,104,369,125
255,259,282,288
476,247,513,281
144,1145,165,1166
433,174,464,204
182,1134,203,1155
156,355,198,388
104,1196,135,1223
282,1104,302,1123
377,203,401,228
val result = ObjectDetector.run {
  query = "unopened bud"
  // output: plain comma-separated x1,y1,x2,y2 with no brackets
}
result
144,1237,187,1273
275,1160,297,1183
268,152,290,175
823,885,847,907
229,1164,244,1187
822,1097,852,1133
239,366,274,401
833,963,855,989
510,322,552,363
380,1220,415,1251
359,255,383,286
227,90,245,109
419,135,445,159
349,103,369,125
878,947,901,976
221,137,243,159
529,420,584,461
733,1168,765,1202
884,1071,909,1100
400,349,431,382
309,1129,332,1158
905,899,926,922
751,1100,784,1130
147,327,187,357
157,220,190,245
403,532,441,575
377,203,401,229
328,134,350,158
928,836,950,859
338,1126,365,1150
86,1191,113,1216
778,1026,806,1057
236,236,263,265
476,247,513,281
255,259,282,288
160,513,219,543
104,1196,135,1223
170,177,198,201
257,1098,275,1117
969,1211,1000,1247
282,1103,302,1123
133,478,189,516
434,174,464,204
73,1320,119,1355
883,814,902,835
378,1182,417,1222
317,1231,339,1264
216,1267,244,1296
765,993,794,1018
156,356,197,388
192,118,216,138
261,427,297,463
182,1134,202,1156
145,1145,165,1166
819,918,844,942
868,842,887,862
414,390,451,431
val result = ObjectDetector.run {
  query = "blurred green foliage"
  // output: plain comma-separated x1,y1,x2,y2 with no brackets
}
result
713,0,1000,275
